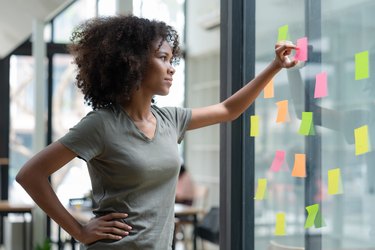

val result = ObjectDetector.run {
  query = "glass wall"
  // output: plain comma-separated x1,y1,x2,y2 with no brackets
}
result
254,0,375,249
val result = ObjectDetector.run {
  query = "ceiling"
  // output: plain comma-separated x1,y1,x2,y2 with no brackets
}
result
0,0,73,59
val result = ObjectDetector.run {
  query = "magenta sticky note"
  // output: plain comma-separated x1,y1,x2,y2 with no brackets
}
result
270,150,286,172
314,72,328,98
294,37,308,62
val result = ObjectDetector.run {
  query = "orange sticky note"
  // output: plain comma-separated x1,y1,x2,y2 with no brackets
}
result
276,100,289,123
291,153,306,177
274,212,286,236
250,115,259,137
264,79,274,98
354,125,371,155
328,168,343,195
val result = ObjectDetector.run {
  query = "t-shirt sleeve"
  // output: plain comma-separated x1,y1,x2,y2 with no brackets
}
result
58,111,105,161
161,106,192,143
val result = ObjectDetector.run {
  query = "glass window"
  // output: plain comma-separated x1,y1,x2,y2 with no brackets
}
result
51,54,92,204
254,0,306,249
53,0,96,43
320,1,375,248
254,0,375,249
8,56,36,204
98,0,116,16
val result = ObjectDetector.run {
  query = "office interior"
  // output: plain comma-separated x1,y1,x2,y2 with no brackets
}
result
1,0,375,250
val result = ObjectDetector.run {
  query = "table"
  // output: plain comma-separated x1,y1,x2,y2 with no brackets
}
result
66,204,203,250
0,201,34,250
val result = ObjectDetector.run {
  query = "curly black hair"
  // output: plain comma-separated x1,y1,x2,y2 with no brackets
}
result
68,15,181,110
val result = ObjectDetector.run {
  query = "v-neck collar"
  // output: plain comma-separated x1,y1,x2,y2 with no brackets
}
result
122,107,158,142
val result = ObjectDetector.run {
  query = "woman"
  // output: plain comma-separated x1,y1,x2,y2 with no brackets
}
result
16,15,297,249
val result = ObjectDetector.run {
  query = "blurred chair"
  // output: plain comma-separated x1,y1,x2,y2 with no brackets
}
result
268,240,304,250
174,184,209,250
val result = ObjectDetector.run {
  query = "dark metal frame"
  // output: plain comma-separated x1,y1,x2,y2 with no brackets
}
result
220,0,256,249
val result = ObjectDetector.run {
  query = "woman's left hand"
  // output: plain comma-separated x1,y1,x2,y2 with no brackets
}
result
273,41,298,69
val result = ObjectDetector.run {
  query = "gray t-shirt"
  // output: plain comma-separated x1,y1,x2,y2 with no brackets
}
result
59,105,192,250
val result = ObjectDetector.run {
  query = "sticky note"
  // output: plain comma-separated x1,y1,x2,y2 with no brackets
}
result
354,125,371,155
299,112,315,136
276,100,289,123
270,150,286,172
264,78,274,98
305,204,326,228
277,25,289,42
328,168,343,195
314,72,328,98
355,50,369,80
250,115,259,137
275,212,286,236
291,153,306,177
294,37,308,62
254,178,267,200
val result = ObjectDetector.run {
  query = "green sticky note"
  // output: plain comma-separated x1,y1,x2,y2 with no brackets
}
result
278,25,289,42
250,115,259,137
328,168,343,195
314,209,326,228
355,50,369,80
274,212,286,236
355,125,371,155
305,204,326,229
304,204,319,228
254,178,267,200
299,112,314,136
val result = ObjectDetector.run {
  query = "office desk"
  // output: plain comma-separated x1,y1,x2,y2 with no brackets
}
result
0,201,34,250
66,204,203,250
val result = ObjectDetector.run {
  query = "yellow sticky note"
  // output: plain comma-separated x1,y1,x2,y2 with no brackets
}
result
355,50,369,80
274,212,286,236
291,153,306,177
264,79,274,98
278,25,289,42
305,204,325,228
355,125,371,155
276,100,289,123
299,112,315,136
328,168,343,195
250,115,259,137
254,178,267,200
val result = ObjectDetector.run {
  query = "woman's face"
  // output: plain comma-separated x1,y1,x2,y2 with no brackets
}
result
141,39,175,96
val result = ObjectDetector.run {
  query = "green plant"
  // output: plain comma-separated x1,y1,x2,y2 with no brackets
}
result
34,239,51,250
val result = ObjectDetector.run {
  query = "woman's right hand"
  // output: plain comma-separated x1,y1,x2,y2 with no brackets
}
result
77,213,132,245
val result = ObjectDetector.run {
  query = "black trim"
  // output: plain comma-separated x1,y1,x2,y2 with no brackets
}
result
220,0,255,249
0,56,10,200
0,56,10,246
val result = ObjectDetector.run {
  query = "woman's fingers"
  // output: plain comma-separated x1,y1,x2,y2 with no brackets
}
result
274,41,298,69
81,212,132,244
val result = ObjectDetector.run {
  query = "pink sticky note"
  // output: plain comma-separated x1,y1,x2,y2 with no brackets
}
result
314,72,328,98
270,150,286,172
294,37,308,62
